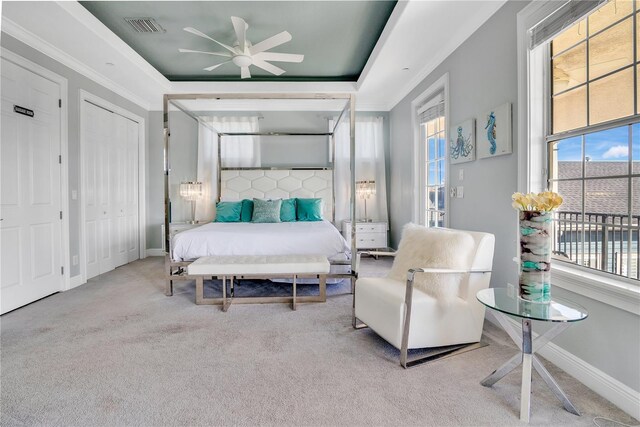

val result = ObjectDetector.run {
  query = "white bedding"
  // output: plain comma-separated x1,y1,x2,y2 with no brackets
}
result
171,220,350,262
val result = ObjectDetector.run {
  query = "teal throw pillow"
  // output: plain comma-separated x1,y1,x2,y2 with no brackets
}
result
240,199,254,222
215,201,242,222
251,199,282,223
280,198,297,222
296,198,323,221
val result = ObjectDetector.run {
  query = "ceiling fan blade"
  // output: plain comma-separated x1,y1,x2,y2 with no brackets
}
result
178,48,232,58
250,31,292,55
230,16,248,52
253,52,303,63
203,60,231,71
240,66,251,79
184,27,236,53
252,59,285,76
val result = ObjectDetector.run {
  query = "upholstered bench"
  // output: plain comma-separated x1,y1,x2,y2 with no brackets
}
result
187,255,331,311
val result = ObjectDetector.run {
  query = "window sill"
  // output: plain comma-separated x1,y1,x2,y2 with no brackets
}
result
551,262,640,315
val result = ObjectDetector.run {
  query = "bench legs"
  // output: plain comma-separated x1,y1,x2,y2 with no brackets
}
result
165,255,173,296
292,275,297,311
194,274,327,311
195,276,203,304
222,276,231,312
319,274,327,302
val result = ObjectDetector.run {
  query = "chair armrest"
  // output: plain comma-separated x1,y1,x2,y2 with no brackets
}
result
406,268,491,282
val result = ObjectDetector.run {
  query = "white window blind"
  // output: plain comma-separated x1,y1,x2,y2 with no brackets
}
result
418,93,444,124
529,0,603,49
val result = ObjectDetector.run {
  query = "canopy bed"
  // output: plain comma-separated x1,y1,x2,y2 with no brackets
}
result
162,93,359,306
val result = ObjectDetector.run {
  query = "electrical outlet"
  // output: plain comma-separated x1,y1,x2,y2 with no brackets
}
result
72,255,79,266
450,187,457,198
457,186,464,198
459,169,464,181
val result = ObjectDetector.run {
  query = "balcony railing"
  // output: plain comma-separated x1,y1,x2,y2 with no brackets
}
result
553,211,640,280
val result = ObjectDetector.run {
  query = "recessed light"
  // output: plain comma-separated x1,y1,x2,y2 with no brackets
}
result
105,62,115,67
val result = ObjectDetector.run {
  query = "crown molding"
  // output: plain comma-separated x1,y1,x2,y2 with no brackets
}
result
55,1,170,91
1,16,153,110
384,0,507,111
168,80,357,94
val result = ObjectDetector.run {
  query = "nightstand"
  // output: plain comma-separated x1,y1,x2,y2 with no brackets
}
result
161,222,204,251
342,220,388,250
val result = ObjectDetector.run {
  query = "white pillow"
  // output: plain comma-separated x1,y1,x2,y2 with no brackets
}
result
387,224,475,302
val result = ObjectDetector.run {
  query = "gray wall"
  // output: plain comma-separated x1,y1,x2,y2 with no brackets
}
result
388,0,639,393
168,111,199,223
257,111,331,167
1,33,150,279
147,112,164,250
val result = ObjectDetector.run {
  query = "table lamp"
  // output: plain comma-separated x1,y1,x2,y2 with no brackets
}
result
356,180,376,222
179,181,203,224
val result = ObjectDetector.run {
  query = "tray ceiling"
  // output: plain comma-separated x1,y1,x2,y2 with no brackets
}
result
79,1,397,82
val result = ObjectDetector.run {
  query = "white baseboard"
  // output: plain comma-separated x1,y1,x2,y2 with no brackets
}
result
68,274,85,290
146,248,165,257
486,314,640,419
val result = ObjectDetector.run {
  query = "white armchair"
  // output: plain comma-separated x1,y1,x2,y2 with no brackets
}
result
353,226,495,368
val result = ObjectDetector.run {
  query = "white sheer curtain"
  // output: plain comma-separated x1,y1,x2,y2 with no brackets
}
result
332,116,388,225
195,123,216,221
205,116,260,167
195,116,260,221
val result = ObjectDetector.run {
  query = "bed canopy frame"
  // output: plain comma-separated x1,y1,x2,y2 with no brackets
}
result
162,93,358,273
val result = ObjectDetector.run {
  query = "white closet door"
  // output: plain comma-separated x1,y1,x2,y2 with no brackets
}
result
1,58,62,314
83,102,100,279
125,118,139,263
113,114,128,268
83,101,139,280
84,102,115,278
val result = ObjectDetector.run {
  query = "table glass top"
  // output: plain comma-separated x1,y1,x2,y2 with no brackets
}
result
476,288,588,322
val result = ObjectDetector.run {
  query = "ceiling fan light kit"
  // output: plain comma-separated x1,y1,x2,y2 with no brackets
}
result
179,16,304,79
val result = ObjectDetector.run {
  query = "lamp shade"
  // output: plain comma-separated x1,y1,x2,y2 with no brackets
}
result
179,181,203,201
356,180,376,199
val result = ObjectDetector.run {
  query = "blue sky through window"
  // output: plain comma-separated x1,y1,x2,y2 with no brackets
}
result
556,125,640,162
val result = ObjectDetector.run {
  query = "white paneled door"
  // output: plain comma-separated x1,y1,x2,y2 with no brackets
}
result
83,101,139,280
1,58,63,314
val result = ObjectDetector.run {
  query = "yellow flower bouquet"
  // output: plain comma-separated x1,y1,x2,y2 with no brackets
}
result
512,191,563,213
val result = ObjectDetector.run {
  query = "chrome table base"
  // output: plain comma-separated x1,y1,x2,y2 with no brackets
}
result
481,312,580,422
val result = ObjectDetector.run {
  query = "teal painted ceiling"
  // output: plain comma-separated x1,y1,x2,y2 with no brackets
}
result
80,1,397,82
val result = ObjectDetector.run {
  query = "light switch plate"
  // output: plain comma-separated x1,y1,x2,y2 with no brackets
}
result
457,186,464,198
71,190,78,200
450,187,457,198
459,169,464,181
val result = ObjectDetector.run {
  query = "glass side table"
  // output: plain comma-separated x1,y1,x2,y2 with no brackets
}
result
476,288,588,423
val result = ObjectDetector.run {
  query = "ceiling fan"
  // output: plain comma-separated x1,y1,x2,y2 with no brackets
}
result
179,16,304,79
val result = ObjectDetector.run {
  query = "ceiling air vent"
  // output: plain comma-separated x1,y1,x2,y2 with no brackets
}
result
124,17,165,33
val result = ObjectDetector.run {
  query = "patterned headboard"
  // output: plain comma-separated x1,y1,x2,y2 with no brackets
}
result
221,169,334,220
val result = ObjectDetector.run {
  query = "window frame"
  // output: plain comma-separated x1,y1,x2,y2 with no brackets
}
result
411,73,450,228
517,1,640,314
422,111,446,227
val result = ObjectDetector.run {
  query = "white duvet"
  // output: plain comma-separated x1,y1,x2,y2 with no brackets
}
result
171,220,350,261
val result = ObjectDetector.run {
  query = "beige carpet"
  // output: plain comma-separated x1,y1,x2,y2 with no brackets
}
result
1,256,637,426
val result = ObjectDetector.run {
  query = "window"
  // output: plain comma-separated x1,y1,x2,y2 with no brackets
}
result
547,0,640,281
418,95,446,227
